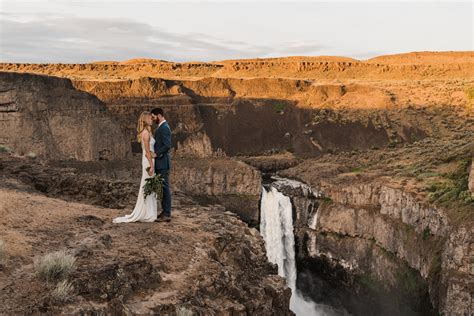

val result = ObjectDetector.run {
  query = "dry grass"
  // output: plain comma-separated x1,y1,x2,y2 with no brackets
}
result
35,250,76,281
51,280,74,303
0,240,6,263
0,145,12,153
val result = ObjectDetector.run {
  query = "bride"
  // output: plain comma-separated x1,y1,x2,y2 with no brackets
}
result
113,111,158,223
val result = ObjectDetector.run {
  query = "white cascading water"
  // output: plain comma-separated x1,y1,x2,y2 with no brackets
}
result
260,186,332,316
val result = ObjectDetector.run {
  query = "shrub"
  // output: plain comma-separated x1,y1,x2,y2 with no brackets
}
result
465,86,474,101
465,86,474,111
272,101,286,113
0,240,6,263
35,250,76,281
422,227,431,240
426,158,472,205
51,280,74,303
0,145,12,153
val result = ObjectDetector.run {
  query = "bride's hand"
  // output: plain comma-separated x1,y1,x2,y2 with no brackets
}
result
151,152,157,158
148,168,154,176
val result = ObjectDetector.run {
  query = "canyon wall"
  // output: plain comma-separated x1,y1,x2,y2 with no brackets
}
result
172,158,262,225
2,68,469,161
71,77,458,159
275,174,472,315
1,51,473,80
0,72,129,161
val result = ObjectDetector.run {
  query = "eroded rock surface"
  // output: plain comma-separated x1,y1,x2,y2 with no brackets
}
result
0,72,129,160
0,182,291,314
279,131,473,315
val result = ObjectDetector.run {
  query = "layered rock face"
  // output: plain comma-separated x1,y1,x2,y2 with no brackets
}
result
1,51,473,80
0,72,129,161
172,158,262,225
279,163,473,314
69,78,457,159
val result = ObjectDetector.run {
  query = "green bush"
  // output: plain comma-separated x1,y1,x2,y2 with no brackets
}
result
272,102,286,112
426,158,472,205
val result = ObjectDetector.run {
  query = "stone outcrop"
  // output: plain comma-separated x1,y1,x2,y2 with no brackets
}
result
0,72,129,161
0,158,292,314
173,132,216,158
274,173,473,315
0,154,262,226
172,157,262,225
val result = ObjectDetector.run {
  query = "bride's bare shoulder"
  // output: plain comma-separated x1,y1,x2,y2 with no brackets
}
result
140,129,151,140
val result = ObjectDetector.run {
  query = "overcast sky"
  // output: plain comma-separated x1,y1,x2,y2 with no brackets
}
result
0,0,472,63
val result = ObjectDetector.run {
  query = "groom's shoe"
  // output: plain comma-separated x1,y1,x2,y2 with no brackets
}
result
156,215,171,223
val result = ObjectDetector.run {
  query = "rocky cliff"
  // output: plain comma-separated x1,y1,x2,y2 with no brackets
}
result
278,128,473,314
0,153,292,314
0,154,263,226
0,72,129,161
1,51,473,80
172,157,262,225
3,58,471,161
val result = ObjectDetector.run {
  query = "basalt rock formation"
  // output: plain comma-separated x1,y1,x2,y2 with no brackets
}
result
278,127,473,314
0,72,129,161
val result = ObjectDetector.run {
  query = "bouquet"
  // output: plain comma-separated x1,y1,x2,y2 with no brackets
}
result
144,167,165,200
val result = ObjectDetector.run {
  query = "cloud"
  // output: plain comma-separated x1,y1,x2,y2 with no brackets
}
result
0,14,327,63
274,43,327,55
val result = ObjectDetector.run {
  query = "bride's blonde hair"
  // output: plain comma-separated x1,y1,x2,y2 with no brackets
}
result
137,111,152,143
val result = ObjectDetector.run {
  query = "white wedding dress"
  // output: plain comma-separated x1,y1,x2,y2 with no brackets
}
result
113,135,158,223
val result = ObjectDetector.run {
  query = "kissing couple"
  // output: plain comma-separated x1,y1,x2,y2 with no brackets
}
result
113,108,172,223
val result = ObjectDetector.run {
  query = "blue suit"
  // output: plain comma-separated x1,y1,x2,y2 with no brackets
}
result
154,121,172,216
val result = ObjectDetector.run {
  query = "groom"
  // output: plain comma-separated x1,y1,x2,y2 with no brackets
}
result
151,108,172,222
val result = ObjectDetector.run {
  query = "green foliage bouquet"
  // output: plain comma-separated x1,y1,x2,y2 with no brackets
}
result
144,167,165,200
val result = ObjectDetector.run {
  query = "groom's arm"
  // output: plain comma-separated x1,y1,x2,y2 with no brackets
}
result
153,128,160,153
156,126,171,158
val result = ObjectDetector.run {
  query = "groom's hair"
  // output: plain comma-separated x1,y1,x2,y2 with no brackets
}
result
151,108,164,117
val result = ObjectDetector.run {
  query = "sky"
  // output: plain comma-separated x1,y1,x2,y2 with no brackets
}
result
0,0,472,63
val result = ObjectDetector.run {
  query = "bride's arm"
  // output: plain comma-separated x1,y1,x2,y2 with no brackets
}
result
142,131,154,175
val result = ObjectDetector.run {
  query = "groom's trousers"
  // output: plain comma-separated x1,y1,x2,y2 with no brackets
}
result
157,169,171,216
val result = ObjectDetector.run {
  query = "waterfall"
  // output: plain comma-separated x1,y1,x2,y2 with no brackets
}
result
260,186,337,316
260,186,297,289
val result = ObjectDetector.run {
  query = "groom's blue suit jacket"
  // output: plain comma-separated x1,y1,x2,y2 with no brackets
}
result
154,121,171,171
